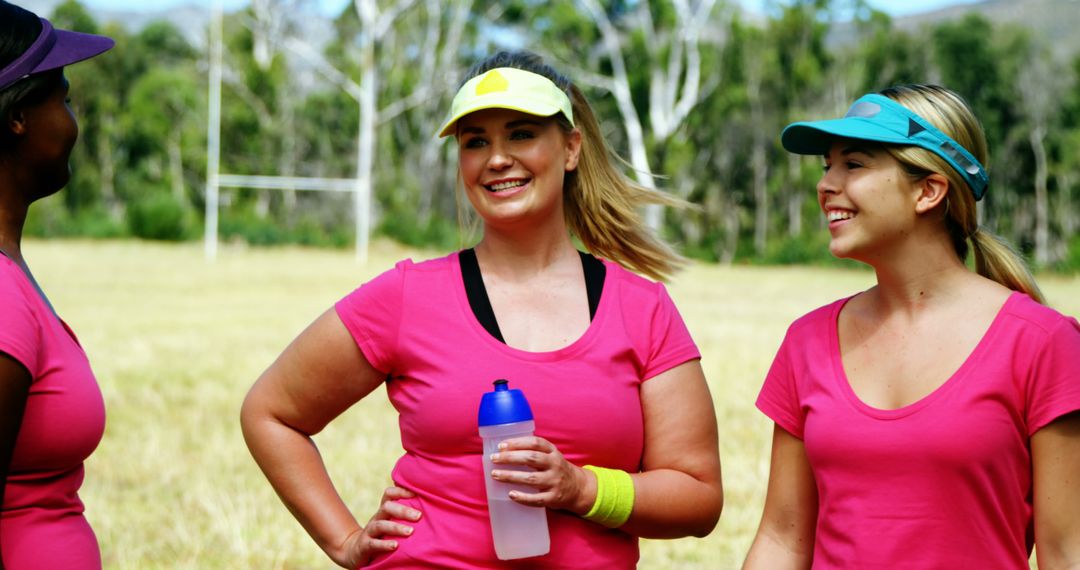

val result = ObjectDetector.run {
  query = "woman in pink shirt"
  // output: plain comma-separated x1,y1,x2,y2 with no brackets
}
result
745,85,1080,568
241,50,723,568
0,2,114,567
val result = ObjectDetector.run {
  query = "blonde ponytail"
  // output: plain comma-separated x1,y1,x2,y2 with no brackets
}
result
970,228,1045,304
562,85,688,282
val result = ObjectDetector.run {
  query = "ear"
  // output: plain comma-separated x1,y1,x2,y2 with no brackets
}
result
7,108,28,137
914,173,950,215
564,128,582,172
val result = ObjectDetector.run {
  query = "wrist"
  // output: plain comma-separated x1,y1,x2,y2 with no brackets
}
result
327,526,364,569
580,465,635,528
571,464,598,516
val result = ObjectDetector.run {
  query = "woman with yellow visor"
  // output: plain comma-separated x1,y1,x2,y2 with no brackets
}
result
241,50,722,568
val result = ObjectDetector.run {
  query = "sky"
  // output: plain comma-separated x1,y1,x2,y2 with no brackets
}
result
78,0,986,19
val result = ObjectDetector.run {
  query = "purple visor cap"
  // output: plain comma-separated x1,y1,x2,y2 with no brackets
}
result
0,18,115,91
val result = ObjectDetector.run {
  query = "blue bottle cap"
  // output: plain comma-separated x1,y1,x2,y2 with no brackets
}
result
478,379,534,426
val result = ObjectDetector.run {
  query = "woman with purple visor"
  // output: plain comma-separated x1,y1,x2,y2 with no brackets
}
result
744,85,1080,567
0,1,114,567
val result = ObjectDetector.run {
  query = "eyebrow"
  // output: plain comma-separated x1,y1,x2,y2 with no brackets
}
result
506,119,544,129
459,118,545,135
840,145,876,157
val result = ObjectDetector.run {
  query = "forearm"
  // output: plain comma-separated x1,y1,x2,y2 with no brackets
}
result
1036,531,1080,570
743,528,813,570
241,410,360,564
1033,412,1080,570
618,468,722,539
1035,560,1080,570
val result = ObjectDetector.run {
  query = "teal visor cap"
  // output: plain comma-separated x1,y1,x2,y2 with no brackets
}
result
781,94,989,201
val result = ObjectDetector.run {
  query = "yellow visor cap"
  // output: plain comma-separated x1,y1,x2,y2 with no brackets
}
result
437,67,574,138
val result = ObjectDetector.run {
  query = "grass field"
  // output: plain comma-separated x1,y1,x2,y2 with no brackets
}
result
24,239,1080,569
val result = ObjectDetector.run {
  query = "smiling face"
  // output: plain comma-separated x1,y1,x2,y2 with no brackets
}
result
818,139,922,262
456,107,581,232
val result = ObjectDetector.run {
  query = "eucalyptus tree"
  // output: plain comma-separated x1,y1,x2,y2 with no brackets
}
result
284,0,478,254
1016,38,1068,266
763,0,831,241
495,0,724,230
119,21,203,240
1053,56,1080,256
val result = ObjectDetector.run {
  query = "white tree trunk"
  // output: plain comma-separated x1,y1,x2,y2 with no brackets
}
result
1030,124,1049,266
169,126,185,201
577,0,717,231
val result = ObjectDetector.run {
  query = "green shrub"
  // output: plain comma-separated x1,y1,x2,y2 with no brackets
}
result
219,211,284,246
757,232,863,270
128,194,191,241
378,214,460,250
25,200,127,238
1056,234,1080,274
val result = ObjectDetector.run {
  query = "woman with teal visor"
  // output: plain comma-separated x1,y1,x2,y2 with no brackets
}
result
745,84,1080,568
242,50,723,568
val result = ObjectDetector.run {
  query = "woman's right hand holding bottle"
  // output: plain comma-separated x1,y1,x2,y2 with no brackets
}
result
336,485,422,568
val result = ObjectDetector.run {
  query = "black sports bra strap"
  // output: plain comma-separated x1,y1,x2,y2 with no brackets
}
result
459,248,505,343
579,250,605,320
459,249,606,345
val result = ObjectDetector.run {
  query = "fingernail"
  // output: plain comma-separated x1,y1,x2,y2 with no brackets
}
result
498,442,507,450
410,510,421,520
405,527,413,535
490,453,498,462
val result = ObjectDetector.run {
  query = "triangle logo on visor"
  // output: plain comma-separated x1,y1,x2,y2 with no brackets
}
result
908,119,926,138
476,70,509,95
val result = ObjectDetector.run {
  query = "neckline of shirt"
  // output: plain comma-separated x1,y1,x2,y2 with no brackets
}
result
828,290,1020,420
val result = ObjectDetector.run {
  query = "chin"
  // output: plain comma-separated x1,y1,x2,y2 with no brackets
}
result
32,175,70,202
828,240,864,262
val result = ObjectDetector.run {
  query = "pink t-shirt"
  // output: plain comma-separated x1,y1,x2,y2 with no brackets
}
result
0,257,105,569
756,292,1080,568
335,252,700,569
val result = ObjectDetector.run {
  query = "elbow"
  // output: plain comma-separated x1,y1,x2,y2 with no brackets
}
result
239,383,278,446
1036,542,1080,570
238,388,260,438
691,491,723,538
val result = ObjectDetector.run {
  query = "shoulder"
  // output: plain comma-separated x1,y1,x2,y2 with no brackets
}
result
786,297,848,338
358,252,456,288
1001,293,1080,338
401,251,457,274
0,257,33,304
602,260,668,303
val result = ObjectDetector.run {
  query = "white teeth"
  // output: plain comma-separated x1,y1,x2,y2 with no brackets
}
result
827,210,854,222
489,180,526,191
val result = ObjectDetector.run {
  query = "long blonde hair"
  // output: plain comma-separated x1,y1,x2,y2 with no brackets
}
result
879,84,1045,304
457,51,687,282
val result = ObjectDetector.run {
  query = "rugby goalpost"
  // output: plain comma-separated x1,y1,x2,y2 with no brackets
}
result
204,0,371,263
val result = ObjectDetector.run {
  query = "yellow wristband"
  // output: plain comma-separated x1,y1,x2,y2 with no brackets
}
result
582,465,635,528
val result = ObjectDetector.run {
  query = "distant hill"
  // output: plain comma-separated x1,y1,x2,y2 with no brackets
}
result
19,0,212,45
17,1,336,50
833,0,1080,59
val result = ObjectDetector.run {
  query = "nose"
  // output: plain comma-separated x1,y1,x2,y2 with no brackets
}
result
817,166,840,197
486,140,513,171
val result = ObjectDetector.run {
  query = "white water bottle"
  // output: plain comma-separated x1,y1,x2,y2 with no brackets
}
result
478,379,550,560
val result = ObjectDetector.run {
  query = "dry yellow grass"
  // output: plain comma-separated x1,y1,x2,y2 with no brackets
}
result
24,239,1080,569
